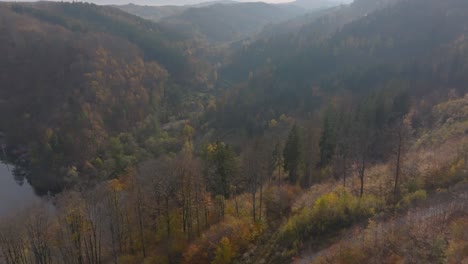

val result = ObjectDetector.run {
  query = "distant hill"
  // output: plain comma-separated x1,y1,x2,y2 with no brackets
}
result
192,0,237,7
115,1,237,22
158,2,306,43
115,4,186,22
222,0,401,81
253,0,355,38
72,0,235,6
291,0,351,10
214,0,468,132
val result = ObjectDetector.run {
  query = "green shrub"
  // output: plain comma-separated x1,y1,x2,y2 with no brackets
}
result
404,177,423,193
277,190,381,250
426,159,467,190
397,189,427,210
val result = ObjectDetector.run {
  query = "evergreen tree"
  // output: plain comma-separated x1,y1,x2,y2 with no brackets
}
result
283,125,302,183
271,141,284,185
205,142,237,198
319,113,336,168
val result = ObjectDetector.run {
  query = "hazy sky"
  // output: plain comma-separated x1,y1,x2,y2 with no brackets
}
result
0,0,355,7
250,0,294,2
0,0,297,4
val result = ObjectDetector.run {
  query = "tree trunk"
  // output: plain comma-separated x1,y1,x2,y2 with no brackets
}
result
343,154,347,187
259,183,263,222
394,123,403,199
182,198,186,235
234,195,240,218
278,164,281,187
165,196,171,239
137,198,146,258
359,157,366,198
203,200,209,229
252,190,256,223
195,198,200,237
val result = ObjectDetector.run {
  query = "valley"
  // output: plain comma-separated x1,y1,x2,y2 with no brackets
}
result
0,0,467,263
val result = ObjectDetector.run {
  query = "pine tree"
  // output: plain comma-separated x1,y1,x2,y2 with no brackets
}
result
205,142,237,199
319,113,336,168
283,125,302,183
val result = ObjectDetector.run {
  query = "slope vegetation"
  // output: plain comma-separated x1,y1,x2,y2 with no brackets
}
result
0,2,203,193
213,0,468,134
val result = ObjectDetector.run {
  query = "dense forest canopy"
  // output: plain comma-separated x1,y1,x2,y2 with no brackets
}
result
0,1,215,193
215,0,468,135
0,0,467,263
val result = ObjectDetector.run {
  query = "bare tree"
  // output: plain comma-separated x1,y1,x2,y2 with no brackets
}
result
334,111,352,187
25,204,53,264
389,91,411,201
127,167,148,258
241,146,259,223
139,157,176,240
241,139,270,223
82,187,105,264
0,213,30,264
173,151,204,239
55,191,86,264
352,103,377,198
103,179,129,264
390,116,411,200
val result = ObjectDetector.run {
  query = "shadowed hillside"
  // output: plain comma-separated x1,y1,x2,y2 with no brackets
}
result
124,2,307,43
0,2,209,193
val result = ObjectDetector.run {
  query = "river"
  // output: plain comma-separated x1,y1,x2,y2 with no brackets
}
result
0,161,41,216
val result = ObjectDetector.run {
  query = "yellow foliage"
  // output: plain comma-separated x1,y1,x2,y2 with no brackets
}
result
212,237,234,264
183,124,195,139
450,159,464,174
269,119,278,128
109,178,124,192
183,217,256,264
279,189,382,251
397,190,427,209
44,128,54,142
279,114,287,122
207,143,217,154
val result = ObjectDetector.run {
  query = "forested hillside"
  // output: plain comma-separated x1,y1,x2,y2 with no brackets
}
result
115,3,186,22
119,0,355,44
0,0,467,263
0,2,214,193
292,0,350,10
221,0,402,82
152,2,306,43
115,1,238,22
214,0,468,136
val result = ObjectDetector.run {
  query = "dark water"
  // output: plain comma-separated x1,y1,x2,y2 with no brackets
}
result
0,162,40,216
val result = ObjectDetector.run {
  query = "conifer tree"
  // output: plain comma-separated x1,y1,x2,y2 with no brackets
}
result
283,125,302,183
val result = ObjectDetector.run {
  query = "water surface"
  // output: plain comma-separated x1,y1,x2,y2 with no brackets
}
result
0,162,40,216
